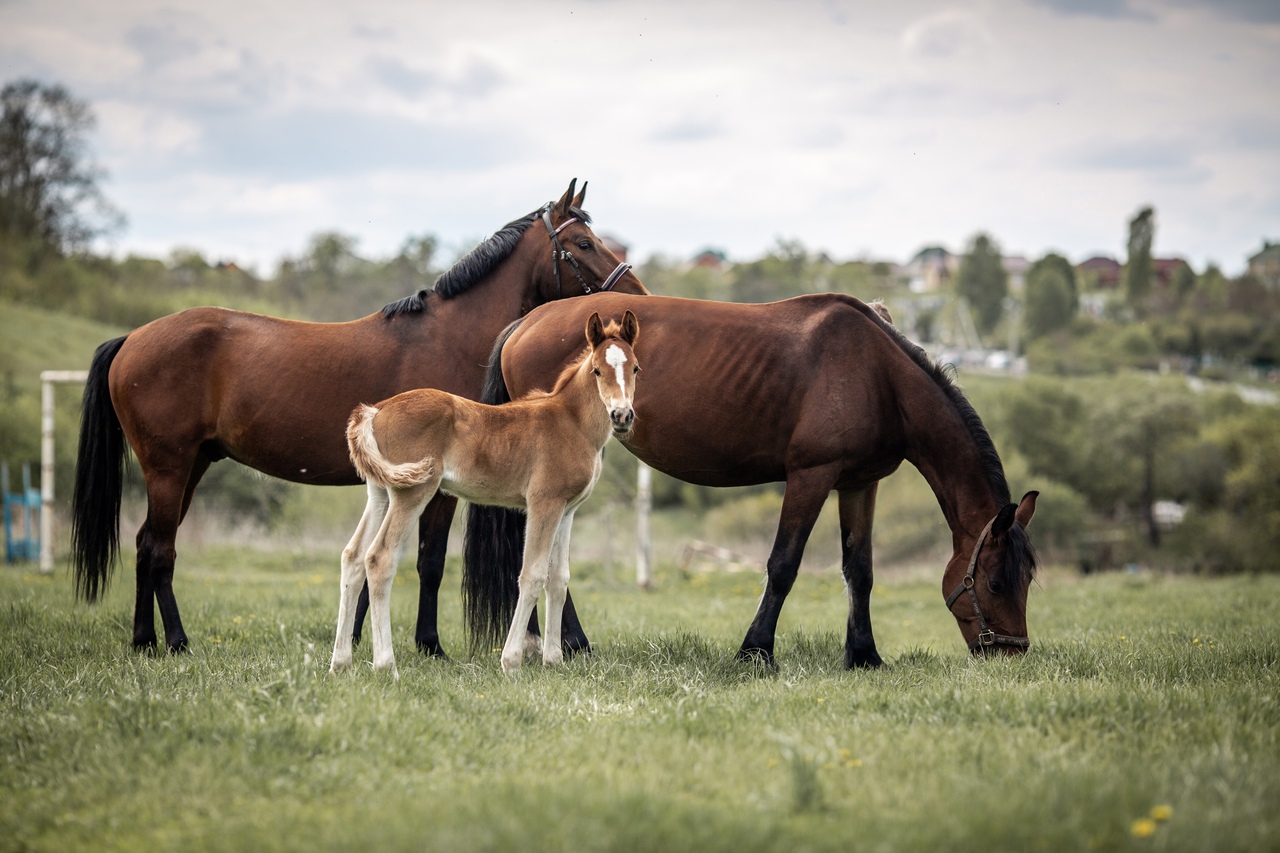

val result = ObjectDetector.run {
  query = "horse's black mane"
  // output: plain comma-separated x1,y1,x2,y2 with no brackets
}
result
860,302,1036,584
381,205,593,319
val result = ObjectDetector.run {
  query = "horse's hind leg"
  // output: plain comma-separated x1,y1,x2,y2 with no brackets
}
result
738,466,838,667
332,482,387,673
839,483,883,669
365,482,434,677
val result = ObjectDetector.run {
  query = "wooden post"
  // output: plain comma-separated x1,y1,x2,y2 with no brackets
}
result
39,370,89,574
635,460,652,589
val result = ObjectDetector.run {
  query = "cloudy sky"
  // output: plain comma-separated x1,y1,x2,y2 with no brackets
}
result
2,0,1277,275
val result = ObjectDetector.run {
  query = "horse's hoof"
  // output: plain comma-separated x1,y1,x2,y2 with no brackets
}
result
416,640,451,661
845,649,884,669
735,646,778,670
501,655,522,675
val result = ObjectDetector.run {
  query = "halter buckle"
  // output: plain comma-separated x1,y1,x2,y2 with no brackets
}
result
976,630,997,647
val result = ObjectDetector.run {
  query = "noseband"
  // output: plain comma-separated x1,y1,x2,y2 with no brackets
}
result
944,518,1031,654
541,203,632,299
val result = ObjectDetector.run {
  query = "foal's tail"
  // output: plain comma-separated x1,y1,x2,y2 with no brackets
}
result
346,404,435,488
462,319,528,653
71,336,128,602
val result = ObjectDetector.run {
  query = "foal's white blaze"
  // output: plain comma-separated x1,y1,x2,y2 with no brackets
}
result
605,344,628,397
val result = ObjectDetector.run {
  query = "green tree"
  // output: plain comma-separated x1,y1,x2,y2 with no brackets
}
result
1024,252,1078,338
730,238,810,303
955,232,1007,337
1124,206,1155,313
0,78,123,252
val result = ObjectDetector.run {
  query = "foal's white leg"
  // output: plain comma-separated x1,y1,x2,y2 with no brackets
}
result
501,504,564,674
542,510,575,667
365,483,433,679
331,483,388,674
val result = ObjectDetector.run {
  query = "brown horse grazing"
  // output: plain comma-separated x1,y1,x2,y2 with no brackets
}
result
70,180,648,653
331,311,640,677
464,292,1039,667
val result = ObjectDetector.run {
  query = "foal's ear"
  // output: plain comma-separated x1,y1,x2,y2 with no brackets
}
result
572,180,588,210
1015,491,1038,529
620,309,639,345
559,178,578,218
586,312,605,348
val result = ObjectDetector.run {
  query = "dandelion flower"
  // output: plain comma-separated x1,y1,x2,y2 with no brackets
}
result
1150,805,1173,822
1131,818,1157,838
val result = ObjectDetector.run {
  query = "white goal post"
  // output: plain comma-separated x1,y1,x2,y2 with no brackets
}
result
39,370,89,574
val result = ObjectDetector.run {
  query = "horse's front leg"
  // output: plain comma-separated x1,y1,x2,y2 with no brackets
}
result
541,510,576,667
413,494,458,657
501,502,564,674
738,466,838,667
839,483,884,669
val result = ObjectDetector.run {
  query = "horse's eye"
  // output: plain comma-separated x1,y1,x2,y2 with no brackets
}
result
632,364,639,374
593,368,601,376
987,579,1004,595
577,240,592,250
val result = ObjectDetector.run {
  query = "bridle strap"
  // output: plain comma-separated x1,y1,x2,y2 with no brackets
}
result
540,203,632,297
944,518,1031,653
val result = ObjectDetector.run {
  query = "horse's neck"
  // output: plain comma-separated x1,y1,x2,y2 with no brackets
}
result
897,375,1001,541
549,360,611,446
435,250,541,345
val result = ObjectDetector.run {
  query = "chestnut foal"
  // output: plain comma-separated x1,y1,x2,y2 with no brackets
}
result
330,311,640,677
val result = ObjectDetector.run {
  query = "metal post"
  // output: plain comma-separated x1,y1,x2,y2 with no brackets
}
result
38,370,89,574
40,376,55,573
635,460,652,589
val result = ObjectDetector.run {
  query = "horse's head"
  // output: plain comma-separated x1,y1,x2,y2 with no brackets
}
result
534,179,648,302
942,491,1039,656
585,309,640,438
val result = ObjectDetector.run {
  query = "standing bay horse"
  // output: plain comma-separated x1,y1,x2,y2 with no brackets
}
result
464,292,1038,667
70,180,647,653
332,311,640,677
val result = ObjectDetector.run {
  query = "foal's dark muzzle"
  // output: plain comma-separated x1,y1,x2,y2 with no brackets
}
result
611,408,635,435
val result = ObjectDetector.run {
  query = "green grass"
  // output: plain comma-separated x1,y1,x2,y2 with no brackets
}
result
2,550,1277,852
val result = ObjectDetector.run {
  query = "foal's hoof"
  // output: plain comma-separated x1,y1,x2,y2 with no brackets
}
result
501,654,523,675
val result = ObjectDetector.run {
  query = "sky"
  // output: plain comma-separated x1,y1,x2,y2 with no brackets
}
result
2,0,1278,276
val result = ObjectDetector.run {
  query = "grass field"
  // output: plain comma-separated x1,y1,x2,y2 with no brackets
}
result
2,546,1277,852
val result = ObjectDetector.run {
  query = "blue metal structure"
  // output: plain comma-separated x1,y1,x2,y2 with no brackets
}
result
3,461,40,562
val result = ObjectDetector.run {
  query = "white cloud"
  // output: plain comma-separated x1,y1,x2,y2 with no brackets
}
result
1,0,1276,274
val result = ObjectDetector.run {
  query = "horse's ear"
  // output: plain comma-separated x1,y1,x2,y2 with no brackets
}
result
621,310,639,345
1015,491,1038,529
573,180,587,209
586,312,605,348
992,503,1017,538
560,178,577,218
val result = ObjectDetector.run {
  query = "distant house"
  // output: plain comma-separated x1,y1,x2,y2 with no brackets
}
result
905,246,956,293
1076,256,1122,289
600,235,628,262
690,248,728,270
1002,256,1029,292
1153,257,1189,287
1248,240,1280,290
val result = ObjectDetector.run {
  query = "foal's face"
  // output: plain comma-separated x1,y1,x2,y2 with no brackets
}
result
585,310,641,438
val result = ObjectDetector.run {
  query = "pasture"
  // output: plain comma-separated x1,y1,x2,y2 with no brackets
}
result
2,545,1277,852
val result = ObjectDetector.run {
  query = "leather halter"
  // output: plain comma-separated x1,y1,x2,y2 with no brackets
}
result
944,518,1032,654
540,203,632,299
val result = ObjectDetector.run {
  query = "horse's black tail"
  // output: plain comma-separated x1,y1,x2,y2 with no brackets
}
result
71,336,128,602
462,319,529,654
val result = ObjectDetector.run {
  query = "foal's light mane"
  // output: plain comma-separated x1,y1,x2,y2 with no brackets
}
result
516,320,627,402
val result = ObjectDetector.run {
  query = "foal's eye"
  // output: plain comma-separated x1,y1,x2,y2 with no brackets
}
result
632,365,639,374
593,368,601,376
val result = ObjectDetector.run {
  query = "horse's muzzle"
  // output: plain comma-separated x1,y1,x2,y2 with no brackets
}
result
610,408,634,434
